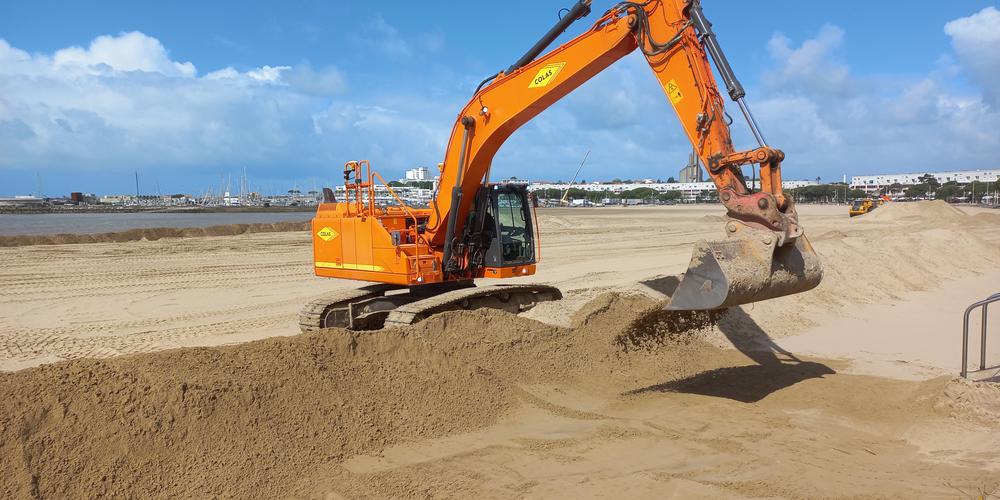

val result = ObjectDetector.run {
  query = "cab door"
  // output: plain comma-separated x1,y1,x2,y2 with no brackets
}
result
484,185,535,268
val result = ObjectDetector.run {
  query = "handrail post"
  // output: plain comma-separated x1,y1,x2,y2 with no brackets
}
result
982,302,989,371
962,307,971,378
962,293,999,379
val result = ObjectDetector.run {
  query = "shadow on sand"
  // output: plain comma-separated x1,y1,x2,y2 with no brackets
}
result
630,276,836,403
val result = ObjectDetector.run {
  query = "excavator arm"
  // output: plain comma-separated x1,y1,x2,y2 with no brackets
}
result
426,0,821,309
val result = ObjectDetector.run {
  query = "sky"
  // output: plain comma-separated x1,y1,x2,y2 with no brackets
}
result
1,0,999,196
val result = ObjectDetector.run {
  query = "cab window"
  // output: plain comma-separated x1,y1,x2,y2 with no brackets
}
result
495,191,533,263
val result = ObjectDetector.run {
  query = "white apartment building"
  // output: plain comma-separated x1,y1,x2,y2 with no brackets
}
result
528,180,818,201
99,194,135,204
403,167,430,182
850,169,1000,193
334,184,434,206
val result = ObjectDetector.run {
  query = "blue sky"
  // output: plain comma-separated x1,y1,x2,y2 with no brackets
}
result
1,1,999,196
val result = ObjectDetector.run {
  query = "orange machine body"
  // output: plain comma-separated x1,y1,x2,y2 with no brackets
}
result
312,161,536,285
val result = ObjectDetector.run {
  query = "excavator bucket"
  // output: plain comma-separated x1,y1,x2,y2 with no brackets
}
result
665,228,822,311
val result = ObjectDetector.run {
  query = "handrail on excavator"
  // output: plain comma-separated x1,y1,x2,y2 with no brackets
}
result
370,169,432,282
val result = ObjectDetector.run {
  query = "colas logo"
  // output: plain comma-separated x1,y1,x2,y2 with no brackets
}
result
528,62,566,88
316,227,339,241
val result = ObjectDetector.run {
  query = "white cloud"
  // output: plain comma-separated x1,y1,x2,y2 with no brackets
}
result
944,6,1000,104
755,96,842,146
0,39,30,63
745,19,1000,176
565,55,646,131
204,67,241,80
52,31,196,77
0,31,450,191
246,65,290,82
310,98,454,168
765,24,851,96
0,33,337,173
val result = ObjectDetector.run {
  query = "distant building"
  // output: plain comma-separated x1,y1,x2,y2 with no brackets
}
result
99,194,135,205
529,179,817,202
403,167,429,182
0,196,45,207
850,169,1000,193
782,180,820,189
498,176,529,185
678,150,704,183
334,184,434,207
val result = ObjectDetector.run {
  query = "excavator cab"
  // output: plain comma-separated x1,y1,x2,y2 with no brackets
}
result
484,184,535,268
462,183,537,276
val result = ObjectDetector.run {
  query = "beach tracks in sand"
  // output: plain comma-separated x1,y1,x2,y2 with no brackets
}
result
0,231,347,369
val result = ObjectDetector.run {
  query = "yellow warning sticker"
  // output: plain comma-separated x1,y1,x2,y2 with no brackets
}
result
665,79,684,104
528,62,566,88
316,227,338,241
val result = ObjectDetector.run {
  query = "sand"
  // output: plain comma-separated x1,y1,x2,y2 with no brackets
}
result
1,202,1000,498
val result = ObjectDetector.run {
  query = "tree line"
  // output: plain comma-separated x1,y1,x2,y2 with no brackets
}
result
785,184,867,203
897,174,999,202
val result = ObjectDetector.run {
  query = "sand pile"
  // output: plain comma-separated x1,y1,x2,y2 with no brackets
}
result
738,207,1000,337
0,329,514,498
0,292,791,498
398,293,741,394
972,211,1000,226
0,221,310,247
936,377,1000,424
2,293,998,497
864,199,968,222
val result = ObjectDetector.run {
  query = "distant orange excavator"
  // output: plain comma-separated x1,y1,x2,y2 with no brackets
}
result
300,0,823,331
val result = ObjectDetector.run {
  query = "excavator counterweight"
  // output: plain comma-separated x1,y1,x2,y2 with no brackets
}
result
302,0,822,330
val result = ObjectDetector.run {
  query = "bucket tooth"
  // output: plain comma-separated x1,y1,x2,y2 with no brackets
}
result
665,228,822,311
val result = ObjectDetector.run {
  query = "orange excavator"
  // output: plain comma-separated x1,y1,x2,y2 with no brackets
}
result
300,0,822,331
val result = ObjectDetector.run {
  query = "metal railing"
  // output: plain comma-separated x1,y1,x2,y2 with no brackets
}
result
961,292,1000,378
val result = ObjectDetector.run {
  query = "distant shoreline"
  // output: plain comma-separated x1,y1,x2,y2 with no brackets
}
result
0,205,317,215
0,221,311,247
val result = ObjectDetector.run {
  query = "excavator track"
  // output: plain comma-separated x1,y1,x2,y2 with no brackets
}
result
383,284,562,327
299,283,561,332
298,284,403,332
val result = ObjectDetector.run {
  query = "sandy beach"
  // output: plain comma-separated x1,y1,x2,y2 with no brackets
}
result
2,202,999,498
